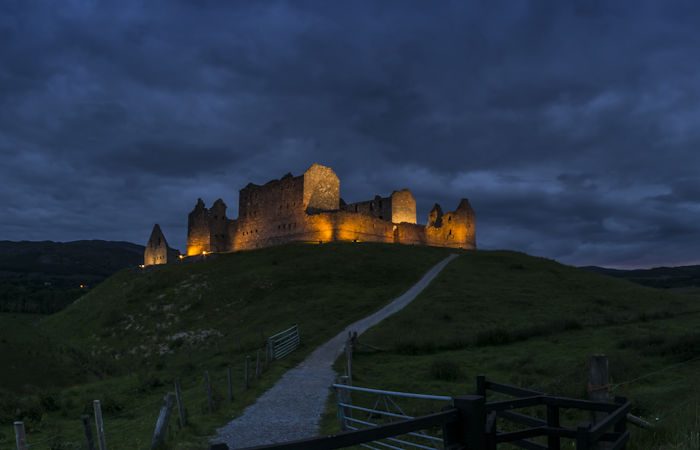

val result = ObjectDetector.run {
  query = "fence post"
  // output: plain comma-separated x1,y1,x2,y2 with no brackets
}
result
345,334,353,383
93,400,107,450
335,375,352,431
547,404,561,450
174,379,186,428
205,371,213,413
476,374,486,397
256,349,261,379
268,339,274,362
227,366,233,402
81,414,96,450
589,354,610,449
614,396,628,436
151,392,176,448
264,343,270,370
13,421,27,450
452,395,486,449
245,356,250,389
576,421,591,450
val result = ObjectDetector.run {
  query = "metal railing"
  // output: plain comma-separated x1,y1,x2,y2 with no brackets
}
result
333,383,451,449
268,324,300,360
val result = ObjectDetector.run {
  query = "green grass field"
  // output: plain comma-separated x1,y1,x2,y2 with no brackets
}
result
320,250,700,449
2,244,699,449
0,242,451,449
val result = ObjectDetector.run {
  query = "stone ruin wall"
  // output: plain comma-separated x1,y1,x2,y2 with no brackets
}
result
302,164,340,211
144,224,180,265
181,163,475,259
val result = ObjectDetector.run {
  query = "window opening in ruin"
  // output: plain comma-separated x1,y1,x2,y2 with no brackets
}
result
355,205,359,212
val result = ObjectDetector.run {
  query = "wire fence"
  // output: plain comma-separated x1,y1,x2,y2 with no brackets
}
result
4,324,302,450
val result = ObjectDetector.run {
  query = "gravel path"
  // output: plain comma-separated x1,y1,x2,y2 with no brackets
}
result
211,253,458,449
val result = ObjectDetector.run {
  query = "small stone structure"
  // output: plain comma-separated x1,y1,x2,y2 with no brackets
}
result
182,163,475,257
143,224,180,265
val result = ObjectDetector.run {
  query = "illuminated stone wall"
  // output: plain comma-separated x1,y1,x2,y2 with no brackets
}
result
144,224,180,265
390,189,417,224
186,199,211,256
303,164,340,211
182,163,476,257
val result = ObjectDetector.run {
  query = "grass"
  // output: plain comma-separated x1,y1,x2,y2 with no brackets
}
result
320,250,700,449
0,242,452,449
4,245,699,449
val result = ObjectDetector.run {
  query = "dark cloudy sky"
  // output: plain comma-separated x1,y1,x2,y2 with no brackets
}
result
2,1,699,268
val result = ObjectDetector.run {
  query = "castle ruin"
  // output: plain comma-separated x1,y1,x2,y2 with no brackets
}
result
144,164,475,265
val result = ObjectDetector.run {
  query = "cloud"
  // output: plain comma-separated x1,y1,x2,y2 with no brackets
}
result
1,1,699,267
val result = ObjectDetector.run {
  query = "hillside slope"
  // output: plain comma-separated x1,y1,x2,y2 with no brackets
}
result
583,264,700,289
0,240,145,313
321,250,700,449
2,242,452,449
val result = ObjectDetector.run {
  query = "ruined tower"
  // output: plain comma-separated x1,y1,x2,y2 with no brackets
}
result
144,224,179,265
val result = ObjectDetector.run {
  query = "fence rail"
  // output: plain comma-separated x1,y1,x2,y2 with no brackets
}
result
268,325,300,360
227,375,631,450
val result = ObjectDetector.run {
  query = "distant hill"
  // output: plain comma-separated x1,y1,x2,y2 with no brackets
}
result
581,264,700,289
0,240,144,313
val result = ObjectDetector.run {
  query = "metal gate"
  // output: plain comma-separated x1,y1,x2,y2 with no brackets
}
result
268,324,300,360
333,383,451,449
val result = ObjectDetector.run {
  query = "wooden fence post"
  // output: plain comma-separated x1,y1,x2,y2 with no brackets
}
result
589,354,610,449
245,356,250,389
452,395,486,449
227,366,233,402
335,376,352,431
81,414,96,450
576,421,591,450
93,400,107,450
476,374,486,397
151,392,176,448
264,343,270,370
256,349,261,379
345,335,353,383
174,379,186,428
547,405,561,450
13,421,27,450
204,371,213,413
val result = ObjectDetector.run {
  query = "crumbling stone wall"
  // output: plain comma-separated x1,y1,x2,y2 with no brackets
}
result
390,189,417,224
187,199,211,256
144,224,179,265
303,164,340,211
181,163,475,257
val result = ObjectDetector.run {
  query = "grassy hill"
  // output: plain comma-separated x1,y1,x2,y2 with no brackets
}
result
583,264,700,290
0,240,145,313
320,250,700,449
0,242,451,449
2,244,698,449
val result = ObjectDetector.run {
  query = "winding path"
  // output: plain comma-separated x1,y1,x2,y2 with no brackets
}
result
211,253,458,449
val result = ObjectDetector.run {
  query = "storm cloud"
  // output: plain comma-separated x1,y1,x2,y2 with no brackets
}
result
1,1,699,268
